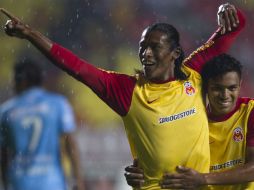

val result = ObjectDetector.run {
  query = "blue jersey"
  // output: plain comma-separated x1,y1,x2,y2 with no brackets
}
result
0,88,76,190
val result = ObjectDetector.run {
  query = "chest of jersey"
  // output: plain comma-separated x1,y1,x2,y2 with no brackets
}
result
123,68,210,188
209,100,254,190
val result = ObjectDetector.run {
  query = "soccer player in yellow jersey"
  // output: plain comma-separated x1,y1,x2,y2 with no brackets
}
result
0,3,244,190
125,54,254,190
159,54,254,190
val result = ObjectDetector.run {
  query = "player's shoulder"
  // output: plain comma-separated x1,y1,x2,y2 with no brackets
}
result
238,97,254,105
0,97,18,114
238,97,254,112
44,91,70,107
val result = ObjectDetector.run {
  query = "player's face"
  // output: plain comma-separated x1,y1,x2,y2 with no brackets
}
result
207,71,241,116
139,29,177,82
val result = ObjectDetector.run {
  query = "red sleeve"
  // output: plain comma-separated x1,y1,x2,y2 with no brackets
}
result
247,108,254,146
50,43,136,116
184,9,246,73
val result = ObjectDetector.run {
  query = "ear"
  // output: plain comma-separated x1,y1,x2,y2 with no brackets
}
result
172,47,181,60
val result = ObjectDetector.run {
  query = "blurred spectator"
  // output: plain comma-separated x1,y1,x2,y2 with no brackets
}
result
0,59,84,190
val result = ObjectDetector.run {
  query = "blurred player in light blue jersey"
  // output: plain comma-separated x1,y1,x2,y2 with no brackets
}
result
0,59,85,190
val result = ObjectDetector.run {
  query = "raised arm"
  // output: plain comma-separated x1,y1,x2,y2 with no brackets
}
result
184,3,246,73
0,8,136,116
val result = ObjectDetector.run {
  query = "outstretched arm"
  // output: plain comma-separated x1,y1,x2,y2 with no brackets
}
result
0,8,136,116
185,3,246,73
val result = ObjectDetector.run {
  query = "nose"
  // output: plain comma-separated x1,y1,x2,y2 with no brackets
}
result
143,46,153,58
220,89,230,99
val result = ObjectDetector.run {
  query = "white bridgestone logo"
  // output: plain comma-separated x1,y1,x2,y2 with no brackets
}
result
159,108,196,124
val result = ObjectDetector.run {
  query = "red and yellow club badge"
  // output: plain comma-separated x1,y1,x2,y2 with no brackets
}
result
184,81,195,96
233,127,244,142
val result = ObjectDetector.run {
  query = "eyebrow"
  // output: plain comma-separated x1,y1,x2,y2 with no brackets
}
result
210,83,239,88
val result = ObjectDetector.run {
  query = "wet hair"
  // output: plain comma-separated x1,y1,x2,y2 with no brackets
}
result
146,23,187,80
201,53,243,92
14,59,43,87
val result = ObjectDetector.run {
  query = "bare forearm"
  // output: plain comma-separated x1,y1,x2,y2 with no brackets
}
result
68,141,82,181
26,29,53,57
65,134,84,189
1,148,8,190
204,163,254,185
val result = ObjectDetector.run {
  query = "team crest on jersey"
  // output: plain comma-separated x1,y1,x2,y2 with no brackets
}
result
184,81,195,96
233,127,244,142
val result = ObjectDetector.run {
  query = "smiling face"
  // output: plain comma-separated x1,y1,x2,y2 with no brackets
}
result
139,29,178,82
207,71,241,116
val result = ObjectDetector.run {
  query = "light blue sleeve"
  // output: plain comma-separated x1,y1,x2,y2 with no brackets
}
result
0,106,6,146
59,96,76,134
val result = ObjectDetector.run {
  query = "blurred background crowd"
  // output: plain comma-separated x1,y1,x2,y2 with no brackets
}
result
0,0,253,189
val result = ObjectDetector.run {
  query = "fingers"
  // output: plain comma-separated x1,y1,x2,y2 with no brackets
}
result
125,159,143,174
224,4,239,30
124,164,144,179
176,165,190,173
125,178,145,188
160,178,184,189
217,12,226,34
124,171,144,181
217,3,239,34
160,177,196,189
124,160,144,188
4,20,16,37
133,158,138,167
125,165,144,174
224,7,231,31
160,178,194,189
0,8,21,22
230,5,239,25
163,172,183,179
124,171,144,188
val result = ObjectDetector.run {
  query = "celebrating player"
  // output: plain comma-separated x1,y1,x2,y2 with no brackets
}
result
125,54,254,189
158,54,254,189
0,3,245,189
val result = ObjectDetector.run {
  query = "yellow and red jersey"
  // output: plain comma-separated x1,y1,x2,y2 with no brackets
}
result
50,9,245,190
208,98,254,190
123,65,210,189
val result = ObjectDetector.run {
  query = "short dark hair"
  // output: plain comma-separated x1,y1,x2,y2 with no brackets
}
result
14,59,43,87
201,53,243,91
146,23,187,80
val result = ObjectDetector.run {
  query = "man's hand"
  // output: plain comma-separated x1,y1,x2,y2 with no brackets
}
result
124,159,145,188
160,166,206,189
0,8,31,39
217,3,239,34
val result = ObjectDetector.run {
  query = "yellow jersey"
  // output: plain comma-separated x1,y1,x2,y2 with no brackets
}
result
123,65,209,189
208,98,254,190
49,9,245,190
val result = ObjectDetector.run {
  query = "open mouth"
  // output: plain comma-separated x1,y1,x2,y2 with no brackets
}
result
217,101,231,107
142,60,156,66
